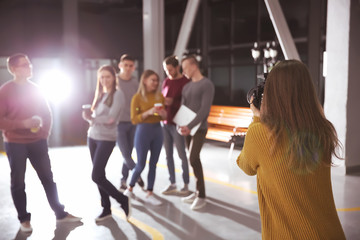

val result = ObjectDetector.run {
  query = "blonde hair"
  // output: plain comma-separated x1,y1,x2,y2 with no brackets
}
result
91,65,118,111
137,69,162,101
260,60,342,173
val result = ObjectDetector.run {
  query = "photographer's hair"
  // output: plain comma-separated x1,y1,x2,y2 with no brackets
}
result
137,69,161,101
163,55,179,67
181,54,199,68
91,65,118,111
120,54,135,63
7,53,28,73
260,60,342,173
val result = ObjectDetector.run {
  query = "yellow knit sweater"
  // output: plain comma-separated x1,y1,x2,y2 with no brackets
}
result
237,117,345,240
131,92,164,124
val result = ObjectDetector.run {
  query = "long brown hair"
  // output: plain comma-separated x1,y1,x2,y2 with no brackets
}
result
91,65,118,111
137,69,161,101
260,60,342,173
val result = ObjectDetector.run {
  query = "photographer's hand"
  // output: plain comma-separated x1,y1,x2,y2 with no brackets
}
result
249,96,260,117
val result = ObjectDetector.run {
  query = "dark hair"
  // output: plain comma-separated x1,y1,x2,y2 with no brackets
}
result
181,54,199,68
91,65,118,111
163,55,179,67
260,60,342,173
120,54,135,63
7,53,28,72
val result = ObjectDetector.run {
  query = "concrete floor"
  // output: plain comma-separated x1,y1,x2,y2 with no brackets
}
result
0,141,359,240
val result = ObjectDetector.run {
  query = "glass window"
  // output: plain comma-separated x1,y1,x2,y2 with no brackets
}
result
279,0,309,38
233,0,258,44
209,66,230,105
231,65,256,106
209,50,230,66
209,1,231,46
233,47,254,65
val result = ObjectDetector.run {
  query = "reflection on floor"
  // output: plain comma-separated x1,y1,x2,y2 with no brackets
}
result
0,142,359,240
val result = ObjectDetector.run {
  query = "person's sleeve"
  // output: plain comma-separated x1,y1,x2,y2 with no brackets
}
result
0,88,25,130
92,91,124,124
130,95,143,124
38,93,52,134
161,79,168,96
188,81,215,129
236,119,261,176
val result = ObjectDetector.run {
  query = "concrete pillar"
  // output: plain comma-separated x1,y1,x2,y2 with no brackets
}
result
324,0,360,174
143,0,164,78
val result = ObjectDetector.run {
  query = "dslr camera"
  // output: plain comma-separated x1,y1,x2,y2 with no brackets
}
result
246,73,267,110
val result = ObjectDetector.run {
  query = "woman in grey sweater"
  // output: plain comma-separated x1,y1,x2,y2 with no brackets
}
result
82,65,131,222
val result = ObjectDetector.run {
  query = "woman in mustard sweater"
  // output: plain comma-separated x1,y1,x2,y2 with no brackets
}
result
124,70,166,205
237,60,345,240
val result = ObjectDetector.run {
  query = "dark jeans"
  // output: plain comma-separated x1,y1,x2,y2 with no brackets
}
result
5,139,67,223
117,122,137,183
185,129,207,198
88,138,127,212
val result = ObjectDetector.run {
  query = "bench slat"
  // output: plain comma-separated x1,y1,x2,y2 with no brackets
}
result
206,105,252,143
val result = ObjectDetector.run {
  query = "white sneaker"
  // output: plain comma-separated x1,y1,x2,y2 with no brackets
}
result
181,192,197,204
124,189,136,199
145,194,162,206
190,197,206,210
20,221,33,233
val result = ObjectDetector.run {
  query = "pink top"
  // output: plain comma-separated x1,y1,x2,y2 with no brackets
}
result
0,80,51,143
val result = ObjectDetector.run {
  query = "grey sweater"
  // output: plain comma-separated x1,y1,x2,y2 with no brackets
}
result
88,90,125,141
117,75,139,122
181,77,215,130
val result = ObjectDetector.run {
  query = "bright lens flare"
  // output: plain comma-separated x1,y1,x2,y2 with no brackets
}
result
38,69,72,104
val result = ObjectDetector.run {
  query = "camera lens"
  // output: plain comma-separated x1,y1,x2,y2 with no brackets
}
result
247,87,257,104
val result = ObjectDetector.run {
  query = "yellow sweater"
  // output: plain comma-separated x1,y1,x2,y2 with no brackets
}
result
237,117,345,240
131,92,164,124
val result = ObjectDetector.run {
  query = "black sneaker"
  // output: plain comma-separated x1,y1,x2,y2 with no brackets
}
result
137,177,145,189
95,210,112,223
121,196,131,220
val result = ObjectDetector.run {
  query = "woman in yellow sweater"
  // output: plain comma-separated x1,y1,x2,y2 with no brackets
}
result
124,70,166,205
237,60,345,239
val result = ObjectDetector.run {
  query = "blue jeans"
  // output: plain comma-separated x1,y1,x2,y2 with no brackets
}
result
117,122,137,183
88,138,127,212
5,139,67,223
162,124,189,185
129,123,163,191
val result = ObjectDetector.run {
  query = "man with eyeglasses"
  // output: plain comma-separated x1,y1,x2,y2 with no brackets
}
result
0,53,82,233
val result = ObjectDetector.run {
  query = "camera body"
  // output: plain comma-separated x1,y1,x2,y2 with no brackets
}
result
246,73,267,110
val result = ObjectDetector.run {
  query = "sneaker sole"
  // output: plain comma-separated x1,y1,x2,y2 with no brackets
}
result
95,214,112,223
177,191,190,196
161,189,178,195
20,225,33,233
191,201,206,210
182,198,196,204
56,217,82,223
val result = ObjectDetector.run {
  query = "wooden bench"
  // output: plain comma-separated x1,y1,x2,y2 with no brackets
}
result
206,105,253,146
